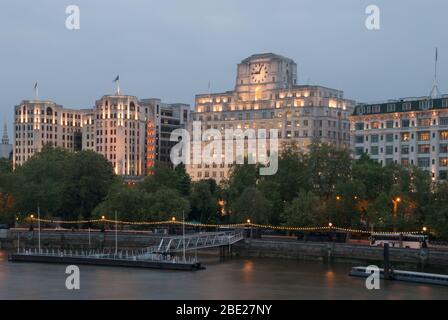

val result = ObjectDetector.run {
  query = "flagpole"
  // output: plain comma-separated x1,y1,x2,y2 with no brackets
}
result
435,48,438,80
34,83,39,100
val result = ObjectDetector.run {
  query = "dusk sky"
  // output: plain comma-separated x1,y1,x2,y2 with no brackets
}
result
1,0,446,135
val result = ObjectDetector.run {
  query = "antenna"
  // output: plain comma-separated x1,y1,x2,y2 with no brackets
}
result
430,47,441,99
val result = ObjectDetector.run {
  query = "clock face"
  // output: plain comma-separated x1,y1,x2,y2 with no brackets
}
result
251,63,268,83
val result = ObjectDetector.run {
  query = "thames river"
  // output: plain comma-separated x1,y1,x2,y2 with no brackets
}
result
0,250,447,299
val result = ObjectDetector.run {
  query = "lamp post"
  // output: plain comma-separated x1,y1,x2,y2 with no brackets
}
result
392,197,401,232
115,211,118,256
88,223,91,248
171,217,176,235
101,215,106,233
37,206,41,254
182,211,186,263
29,214,34,231
328,222,334,242
247,219,252,238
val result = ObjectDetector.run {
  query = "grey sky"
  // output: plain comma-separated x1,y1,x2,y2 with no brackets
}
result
0,0,446,136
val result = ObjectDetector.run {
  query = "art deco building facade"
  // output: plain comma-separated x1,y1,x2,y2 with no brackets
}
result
13,100,83,166
82,95,147,176
187,53,355,183
350,95,448,180
13,95,190,177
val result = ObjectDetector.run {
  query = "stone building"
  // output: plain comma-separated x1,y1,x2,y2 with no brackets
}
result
187,53,355,183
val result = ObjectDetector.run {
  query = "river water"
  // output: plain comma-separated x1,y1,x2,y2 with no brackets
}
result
0,250,447,299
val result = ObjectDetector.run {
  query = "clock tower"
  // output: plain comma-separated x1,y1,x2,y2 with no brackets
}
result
235,53,297,98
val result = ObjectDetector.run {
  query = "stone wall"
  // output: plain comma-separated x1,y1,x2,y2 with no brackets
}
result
233,239,448,267
1,230,163,250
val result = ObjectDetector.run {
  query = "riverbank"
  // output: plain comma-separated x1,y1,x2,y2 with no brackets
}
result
232,239,448,268
2,230,448,268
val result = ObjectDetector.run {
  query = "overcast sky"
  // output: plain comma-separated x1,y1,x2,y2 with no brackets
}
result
0,0,446,136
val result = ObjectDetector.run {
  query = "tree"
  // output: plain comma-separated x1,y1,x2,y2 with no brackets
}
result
139,163,191,197
423,182,448,238
332,179,367,227
267,145,310,203
189,180,219,223
230,186,272,224
145,187,190,221
11,146,115,220
308,143,351,198
366,192,393,230
281,190,321,227
11,146,70,217
0,158,12,174
92,180,149,221
174,163,191,197
224,162,259,215
352,154,385,200
61,150,115,219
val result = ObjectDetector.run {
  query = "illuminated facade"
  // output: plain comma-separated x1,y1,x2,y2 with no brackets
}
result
350,95,448,180
13,100,83,166
140,99,190,166
86,95,146,176
187,53,355,183
13,95,190,177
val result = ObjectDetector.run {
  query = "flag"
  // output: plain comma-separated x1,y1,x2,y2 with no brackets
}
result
113,75,119,82
436,48,438,62
34,82,38,98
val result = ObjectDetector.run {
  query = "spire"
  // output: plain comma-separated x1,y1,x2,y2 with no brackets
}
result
2,123,9,145
430,47,441,99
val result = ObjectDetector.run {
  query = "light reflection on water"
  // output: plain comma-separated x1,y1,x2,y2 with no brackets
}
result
0,250,447,300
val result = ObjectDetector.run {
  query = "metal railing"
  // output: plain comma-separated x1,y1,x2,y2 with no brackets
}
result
15,247,199,264
149,231,244,254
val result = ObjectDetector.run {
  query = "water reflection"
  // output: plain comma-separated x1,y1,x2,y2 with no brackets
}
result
242,260,254,283
325,270,335,288
0,250,447,300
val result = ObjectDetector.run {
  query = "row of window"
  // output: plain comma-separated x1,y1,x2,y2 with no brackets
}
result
16,108,82,119
356,143,448,155
357,99,448,115
197,171,226,179
355,131,448,143
355,117,448,131
358,156,446,169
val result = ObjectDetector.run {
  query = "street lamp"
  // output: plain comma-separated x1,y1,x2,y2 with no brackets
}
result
328,222,334,243
336,196,341,201
247,219,253,238
392,197,401,216
422,226,428,233
101,215,106,232
29,214,34,231
391,197,401,232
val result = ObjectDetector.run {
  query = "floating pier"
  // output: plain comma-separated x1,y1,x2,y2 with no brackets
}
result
8,248,205,271
349,266,448,286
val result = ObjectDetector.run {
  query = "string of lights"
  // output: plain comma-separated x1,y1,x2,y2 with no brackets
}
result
25,214,427,235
